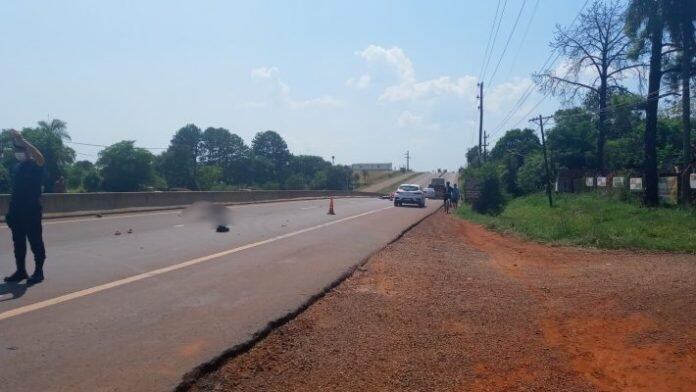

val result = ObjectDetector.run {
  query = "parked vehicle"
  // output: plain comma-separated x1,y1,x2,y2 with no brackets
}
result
429,178,446,199
394,184,425,208
423,187,436,199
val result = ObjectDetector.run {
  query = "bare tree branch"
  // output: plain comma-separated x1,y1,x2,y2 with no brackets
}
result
607,63,648,77
546,75,599,93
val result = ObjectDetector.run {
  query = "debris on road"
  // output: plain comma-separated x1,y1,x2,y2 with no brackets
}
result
187,214,696,392
127,229,133,234
182,201,233,232
114,230,121,236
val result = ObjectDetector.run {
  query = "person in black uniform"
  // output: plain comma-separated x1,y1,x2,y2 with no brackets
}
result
3,129,47,284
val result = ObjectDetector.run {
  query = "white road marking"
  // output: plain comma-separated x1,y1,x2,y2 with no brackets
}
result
300,206,318,210
0,205,393,322
174,224,185,228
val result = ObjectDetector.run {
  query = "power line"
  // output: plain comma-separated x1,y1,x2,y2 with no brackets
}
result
503,0,541,82
488,0,591,138
65,140,167,150
479,0,503,79
507,84,676,132
487,0,528,86
481,0,509,82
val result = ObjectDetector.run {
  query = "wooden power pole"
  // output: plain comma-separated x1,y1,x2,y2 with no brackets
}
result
477,82,484,165
530,115,554,208
483,131,489,161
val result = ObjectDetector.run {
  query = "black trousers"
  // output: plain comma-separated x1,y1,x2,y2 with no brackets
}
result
6,210,46,272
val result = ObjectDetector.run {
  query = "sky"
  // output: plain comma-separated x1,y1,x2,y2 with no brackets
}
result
0,0,594,171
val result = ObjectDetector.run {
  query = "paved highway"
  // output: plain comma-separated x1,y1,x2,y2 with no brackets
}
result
0,173,456,391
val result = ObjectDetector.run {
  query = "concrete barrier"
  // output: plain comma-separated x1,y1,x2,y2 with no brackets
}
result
0,190,381,218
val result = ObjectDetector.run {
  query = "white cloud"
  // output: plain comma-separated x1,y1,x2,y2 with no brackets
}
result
357,45,415,82
346,74,371,89
291,95,343,109
352,45,477,102
380,75,477,102
397,111,422,127
250,66,343,109
251,66,280,80
396,111,442,132
486,77,535,112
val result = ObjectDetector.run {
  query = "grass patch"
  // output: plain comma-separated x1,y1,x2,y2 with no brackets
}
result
457,193,696,253
374,172,423,194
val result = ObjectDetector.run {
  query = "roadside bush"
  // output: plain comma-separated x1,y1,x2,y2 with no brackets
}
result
83,171,102,192
468,164,506,215
517,152,546,194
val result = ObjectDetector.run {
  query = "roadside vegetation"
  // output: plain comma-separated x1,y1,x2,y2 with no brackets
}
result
458,0,694,253
462,0,694,212
0,122,357,193
458,193,696,253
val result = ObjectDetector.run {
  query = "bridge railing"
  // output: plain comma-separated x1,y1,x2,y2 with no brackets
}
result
0,190,380,218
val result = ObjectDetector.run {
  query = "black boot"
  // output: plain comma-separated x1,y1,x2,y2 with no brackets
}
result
28,260,45,284
28,269,44,284
4,270,28,283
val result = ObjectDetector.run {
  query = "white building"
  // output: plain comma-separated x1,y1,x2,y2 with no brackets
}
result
351,163,392,172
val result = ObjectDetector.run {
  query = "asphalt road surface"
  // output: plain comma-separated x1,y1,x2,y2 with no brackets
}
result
0,173,456,392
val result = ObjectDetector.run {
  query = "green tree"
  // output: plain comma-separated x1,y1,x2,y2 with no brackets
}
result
156,124,202,190
546,108,597,171
516,152,547,194
248,155,275,186
200,127,250,185
66,160,96,190
196,165,223,191
251,130,290,182
37,119,71,140
97,141,154,192
325,165,353,190
535,0,639,174
83,171,101,192
489,128,541,196
466,146,481,166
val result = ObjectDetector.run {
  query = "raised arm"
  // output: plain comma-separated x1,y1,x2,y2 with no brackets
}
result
9,129,45,166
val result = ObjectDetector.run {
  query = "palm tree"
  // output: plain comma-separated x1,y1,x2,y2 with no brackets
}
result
37,119,71,140
663,0,695,204
625,0,667,207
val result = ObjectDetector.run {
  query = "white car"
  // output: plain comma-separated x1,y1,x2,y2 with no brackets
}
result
423,187,436,199
394,184,426,208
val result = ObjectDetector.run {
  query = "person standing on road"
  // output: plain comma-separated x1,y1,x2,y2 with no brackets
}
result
443,181,453,214
3,129,47,284
451,184,460,210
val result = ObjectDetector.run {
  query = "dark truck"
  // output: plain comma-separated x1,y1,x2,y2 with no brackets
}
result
429,177,446,199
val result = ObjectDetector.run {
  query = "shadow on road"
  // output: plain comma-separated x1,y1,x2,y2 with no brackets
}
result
0,282,30,302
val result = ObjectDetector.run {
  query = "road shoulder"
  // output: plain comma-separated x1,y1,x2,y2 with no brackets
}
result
185,214,696,392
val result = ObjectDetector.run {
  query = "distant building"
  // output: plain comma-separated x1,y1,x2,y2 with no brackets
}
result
351,163,392,171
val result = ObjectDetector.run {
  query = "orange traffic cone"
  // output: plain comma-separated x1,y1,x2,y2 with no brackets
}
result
327,197,336,215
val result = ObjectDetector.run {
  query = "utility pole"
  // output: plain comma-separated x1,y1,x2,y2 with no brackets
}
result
477,82,484,166
405,150,411,171
483,131,489,162
530,115,554,208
